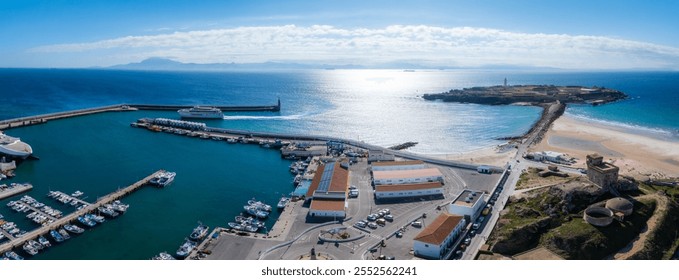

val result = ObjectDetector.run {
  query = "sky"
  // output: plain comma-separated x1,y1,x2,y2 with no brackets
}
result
2,0,679,69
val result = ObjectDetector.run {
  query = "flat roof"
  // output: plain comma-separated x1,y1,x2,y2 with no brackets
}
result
306,162,349,197
375,182,442,192
452,189,484,207
371,160,424,167
414,213,464,245
372,168,442,180
310,199,346,211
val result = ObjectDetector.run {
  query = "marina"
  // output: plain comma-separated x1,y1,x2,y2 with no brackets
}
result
0,170,166,256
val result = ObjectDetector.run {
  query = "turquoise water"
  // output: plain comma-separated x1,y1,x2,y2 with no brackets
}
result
1,69,678,259
1,111,294,259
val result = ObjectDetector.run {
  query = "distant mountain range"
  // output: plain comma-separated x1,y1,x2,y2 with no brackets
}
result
106,57,560,71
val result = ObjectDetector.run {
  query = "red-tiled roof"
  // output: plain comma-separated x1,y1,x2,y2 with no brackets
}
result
413,213,464,245
306,162,349,197
374,182,442,192
310,199,346,211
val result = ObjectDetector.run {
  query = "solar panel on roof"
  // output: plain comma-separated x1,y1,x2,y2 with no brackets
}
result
316,164,335,193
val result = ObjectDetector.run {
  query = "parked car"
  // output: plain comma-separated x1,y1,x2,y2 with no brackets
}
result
367,222,378,229
472,223,480,230
384,214,394,221
367,214,378,221
376,218,386,226
354,222,366,228
411,221,422,228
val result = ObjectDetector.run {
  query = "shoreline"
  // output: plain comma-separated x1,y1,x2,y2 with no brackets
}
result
531,114,679,179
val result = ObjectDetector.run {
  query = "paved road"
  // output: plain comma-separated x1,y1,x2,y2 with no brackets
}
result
460,103,565,260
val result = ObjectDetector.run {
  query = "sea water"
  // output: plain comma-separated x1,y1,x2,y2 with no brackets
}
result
1,69,677,259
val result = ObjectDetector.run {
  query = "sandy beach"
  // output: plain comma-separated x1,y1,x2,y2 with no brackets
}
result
531,115,679,179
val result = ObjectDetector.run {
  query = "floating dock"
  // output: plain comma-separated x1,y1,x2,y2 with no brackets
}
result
0,170,165,255
0,183,33,200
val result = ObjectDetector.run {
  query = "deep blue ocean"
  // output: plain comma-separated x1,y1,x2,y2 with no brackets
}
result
0,69,677,259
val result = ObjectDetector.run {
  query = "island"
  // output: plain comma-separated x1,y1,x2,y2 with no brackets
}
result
422,85,627,106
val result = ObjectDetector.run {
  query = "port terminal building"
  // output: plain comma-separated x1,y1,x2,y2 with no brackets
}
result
448,189,485,222
372,168,443,186
413,213,466,259
305,162,349,219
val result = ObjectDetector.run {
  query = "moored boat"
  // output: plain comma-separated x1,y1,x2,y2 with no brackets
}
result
152,252,176,260
4,251,24,260
64,223,85,234
38,235,52,248
175,239,197,258
277,196,290,209
188,223,209,241
49,229,65,243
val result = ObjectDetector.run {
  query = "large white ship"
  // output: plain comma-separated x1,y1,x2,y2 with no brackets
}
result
0,132,33,159
177,106,224,119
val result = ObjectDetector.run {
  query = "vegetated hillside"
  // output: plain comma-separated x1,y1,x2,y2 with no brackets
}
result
490,177,609,255
626,184,679,260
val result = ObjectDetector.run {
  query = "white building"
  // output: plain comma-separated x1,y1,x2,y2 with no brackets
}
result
530,151,566,163
367,150,395,163
413,213,466,259
374,182,443,200
372,168,443,186
309,199,347,218
371,160,426,171
448,189,485,221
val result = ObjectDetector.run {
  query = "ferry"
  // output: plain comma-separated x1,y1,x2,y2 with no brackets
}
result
0,132,33,159
177,106,224,119
188,223,209,241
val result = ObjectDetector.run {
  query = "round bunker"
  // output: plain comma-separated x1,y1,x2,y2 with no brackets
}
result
605,197,633,216
584,206,614,227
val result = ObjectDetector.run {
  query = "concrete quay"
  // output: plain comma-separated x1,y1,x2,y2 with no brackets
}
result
0,183,33,200
0,170,164,255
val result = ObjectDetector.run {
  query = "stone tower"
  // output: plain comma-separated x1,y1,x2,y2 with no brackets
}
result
586,154,619,190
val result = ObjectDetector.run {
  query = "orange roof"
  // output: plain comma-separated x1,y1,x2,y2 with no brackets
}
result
306,162,349,197
375,182,442,192
373,168,442,180
371,160,424,167
414,213,464,245
310,199,346,211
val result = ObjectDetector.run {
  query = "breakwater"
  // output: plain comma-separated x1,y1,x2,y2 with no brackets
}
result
133,118,485,171
0,100,281,131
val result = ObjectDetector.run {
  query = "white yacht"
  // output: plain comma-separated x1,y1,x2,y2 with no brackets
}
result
177,106,224,119
0,132,33,159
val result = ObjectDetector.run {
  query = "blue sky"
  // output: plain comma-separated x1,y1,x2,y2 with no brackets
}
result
2,0,679,69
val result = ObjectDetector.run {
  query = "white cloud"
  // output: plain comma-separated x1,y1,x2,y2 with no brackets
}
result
30,25,679,69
